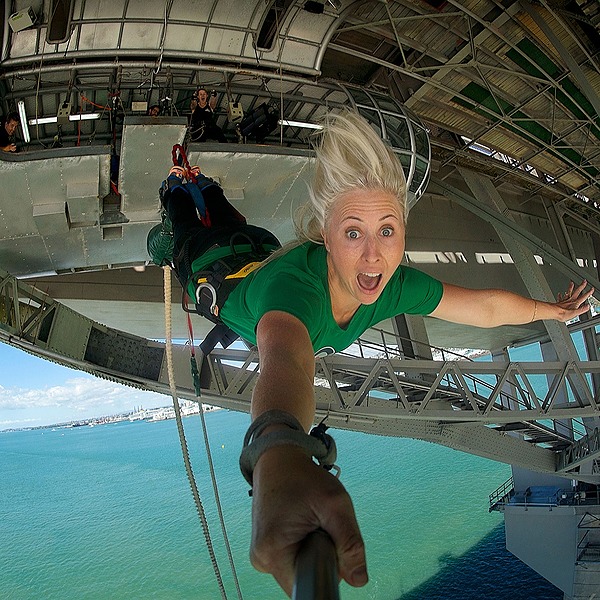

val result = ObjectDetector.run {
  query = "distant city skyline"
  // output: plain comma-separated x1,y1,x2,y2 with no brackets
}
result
0,342,165,431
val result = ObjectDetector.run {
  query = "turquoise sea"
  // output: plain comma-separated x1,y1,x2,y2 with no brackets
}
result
0,409,562,599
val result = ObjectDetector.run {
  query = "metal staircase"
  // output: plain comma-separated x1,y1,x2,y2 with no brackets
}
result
577,513,600,562
489,476,515,512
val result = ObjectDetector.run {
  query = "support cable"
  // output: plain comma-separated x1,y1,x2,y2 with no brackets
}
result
162,266,228,599
186,311,244,600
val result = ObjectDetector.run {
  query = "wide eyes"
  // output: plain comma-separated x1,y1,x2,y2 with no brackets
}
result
345,227,394,240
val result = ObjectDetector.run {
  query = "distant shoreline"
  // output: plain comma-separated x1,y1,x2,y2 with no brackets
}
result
0,402,222,433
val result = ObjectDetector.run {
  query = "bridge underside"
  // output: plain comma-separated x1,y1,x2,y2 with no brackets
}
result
2,126,600,486
3,265,600,485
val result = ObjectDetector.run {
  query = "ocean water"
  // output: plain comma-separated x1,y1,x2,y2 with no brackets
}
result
0,410,562,599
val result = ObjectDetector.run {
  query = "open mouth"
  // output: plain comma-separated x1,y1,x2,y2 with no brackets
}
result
357,272,382,292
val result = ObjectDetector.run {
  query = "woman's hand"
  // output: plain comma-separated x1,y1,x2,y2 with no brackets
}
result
554,280,594,322
251,445,368,597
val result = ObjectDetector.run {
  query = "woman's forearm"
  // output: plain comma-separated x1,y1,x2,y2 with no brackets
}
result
252,311,316,429
431,281,594,328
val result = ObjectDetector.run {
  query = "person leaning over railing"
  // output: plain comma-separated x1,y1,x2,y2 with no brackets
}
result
149,109,594,597
147,104,161,117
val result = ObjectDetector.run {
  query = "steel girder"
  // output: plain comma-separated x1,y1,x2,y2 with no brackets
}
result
1,267,599,481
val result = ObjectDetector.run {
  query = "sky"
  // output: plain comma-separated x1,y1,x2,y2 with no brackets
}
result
0,341,167,430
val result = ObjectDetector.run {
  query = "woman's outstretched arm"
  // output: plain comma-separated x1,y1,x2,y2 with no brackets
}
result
430,280,594,328
249,310,368,597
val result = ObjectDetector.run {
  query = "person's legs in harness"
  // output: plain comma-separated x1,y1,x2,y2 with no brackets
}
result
160,167,203,254
188,166,246,226
156,165,278,285
151,165,280,263
158,168,220,288
149,165,281,352
160,166,248,244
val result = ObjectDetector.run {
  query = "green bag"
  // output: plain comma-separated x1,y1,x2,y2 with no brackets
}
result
147,214,174,266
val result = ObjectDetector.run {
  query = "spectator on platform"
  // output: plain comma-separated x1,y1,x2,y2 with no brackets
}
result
147,104,161,117
0,112,20,152
189,88,226,143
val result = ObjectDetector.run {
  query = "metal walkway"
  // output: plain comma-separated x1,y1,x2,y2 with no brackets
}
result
2,268,599,483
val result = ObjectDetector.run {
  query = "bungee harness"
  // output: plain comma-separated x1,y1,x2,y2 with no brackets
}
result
151,144,280,355
183,229,275,322
183,232,275,356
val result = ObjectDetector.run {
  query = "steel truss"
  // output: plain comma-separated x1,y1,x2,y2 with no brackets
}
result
1,268,600,482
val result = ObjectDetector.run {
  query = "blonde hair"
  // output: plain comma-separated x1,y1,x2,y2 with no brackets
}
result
296,109,408,244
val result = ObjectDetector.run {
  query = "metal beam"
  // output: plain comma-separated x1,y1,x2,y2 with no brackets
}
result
405,2,521,108
557,427,600,473
392,314,433,360
3,267,600,482
522,0,600,120
428,176,600,292
459,168,585,368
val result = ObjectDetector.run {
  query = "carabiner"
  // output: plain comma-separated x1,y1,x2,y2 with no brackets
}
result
196,282,219,317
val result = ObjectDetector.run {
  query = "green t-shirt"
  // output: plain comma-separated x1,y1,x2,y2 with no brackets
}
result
220,242,443,355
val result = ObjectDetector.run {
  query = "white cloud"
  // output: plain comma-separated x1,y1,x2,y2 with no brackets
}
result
0,376,165,414
0,418,37,426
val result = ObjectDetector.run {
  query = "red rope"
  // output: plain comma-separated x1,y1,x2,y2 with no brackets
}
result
171,144,197,184
170,143,211,226
80,94,112,111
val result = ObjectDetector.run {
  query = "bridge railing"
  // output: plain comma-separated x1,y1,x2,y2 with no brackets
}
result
489,476,515,511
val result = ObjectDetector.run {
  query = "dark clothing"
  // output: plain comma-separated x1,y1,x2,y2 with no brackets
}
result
162,183,279,296
189,105,226,142
0,122,14,149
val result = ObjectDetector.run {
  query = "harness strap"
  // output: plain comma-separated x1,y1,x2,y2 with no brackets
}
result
199,322,240,355
185,238,275,323
171,143,197,183
184,250,265,353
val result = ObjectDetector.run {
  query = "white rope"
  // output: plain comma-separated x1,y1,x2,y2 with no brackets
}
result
162,266,228,599
193,359,244,600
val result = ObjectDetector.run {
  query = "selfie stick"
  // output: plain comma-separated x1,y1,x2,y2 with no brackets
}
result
292,529,340,600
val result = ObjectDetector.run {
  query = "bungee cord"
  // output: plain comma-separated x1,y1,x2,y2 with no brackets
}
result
162,265,229,599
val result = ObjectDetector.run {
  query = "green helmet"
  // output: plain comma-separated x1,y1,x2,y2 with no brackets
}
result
147,219,174,266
